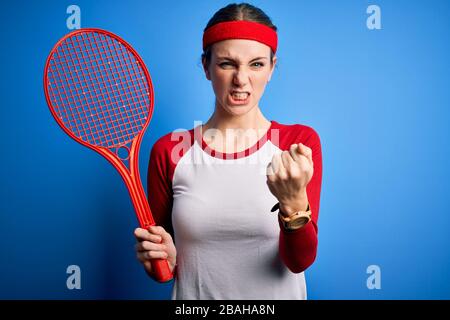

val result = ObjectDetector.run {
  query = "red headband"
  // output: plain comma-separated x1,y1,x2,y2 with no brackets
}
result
202,20,278,54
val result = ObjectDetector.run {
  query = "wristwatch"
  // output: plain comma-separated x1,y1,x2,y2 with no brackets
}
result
271,202,312,230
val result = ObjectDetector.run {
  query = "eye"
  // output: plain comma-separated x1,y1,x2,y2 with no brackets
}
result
219,62,234,69
251,62,265,68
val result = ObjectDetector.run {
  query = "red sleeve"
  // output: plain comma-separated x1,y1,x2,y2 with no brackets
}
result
278,126,323,273
147,130,194,239
147,135,175,238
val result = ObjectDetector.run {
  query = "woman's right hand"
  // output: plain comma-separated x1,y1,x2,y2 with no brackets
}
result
134,226,177,280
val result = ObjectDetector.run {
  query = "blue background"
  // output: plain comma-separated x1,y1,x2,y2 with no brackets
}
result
1,0,449,299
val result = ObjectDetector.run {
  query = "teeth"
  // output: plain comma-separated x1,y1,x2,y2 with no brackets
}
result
231,92,249,100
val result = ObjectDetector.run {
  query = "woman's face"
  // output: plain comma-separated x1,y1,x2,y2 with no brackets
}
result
203,39,276,117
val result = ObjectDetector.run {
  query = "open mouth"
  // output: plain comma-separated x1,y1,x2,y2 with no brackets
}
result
229,91,250,105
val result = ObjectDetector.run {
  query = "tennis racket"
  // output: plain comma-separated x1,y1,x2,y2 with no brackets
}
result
43,28,172,282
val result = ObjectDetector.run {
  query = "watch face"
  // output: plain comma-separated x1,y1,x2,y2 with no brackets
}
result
288,217,309,229
279,212,311,230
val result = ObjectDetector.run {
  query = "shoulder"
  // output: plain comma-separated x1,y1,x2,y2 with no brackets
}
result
150,128,195,162
270,120,321,149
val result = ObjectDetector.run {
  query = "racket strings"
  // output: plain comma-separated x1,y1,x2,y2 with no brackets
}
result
54,33,148,145
46,31,151,148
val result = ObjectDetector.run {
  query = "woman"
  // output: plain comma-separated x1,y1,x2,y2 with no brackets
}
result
134,3,323,299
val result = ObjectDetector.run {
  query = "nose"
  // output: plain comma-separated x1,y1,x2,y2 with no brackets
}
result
232,68,249,87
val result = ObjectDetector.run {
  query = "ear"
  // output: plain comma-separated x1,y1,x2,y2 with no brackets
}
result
267,55,277,82
202,57,211,81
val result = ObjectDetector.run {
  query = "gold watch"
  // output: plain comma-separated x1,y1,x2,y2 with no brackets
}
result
272,203,312,230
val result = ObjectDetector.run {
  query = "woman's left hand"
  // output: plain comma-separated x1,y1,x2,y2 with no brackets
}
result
266,143,314,217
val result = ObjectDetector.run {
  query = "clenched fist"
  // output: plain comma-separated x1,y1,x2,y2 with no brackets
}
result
266,143,314,217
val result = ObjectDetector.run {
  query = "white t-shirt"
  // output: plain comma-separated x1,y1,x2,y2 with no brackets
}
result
147,121,323,300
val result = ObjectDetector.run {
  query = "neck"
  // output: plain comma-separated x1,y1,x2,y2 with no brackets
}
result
204,104,271,132
201,104,272,154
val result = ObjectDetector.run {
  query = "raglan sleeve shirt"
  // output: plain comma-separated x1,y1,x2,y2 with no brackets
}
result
146,121,323,298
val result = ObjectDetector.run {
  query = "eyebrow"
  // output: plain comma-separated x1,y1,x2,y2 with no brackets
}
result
217,56,268,62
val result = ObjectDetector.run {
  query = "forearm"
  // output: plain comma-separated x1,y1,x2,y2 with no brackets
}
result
276,188,317,272
278,220,318,273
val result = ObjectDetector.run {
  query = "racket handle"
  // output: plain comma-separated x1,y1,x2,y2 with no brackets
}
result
151,258,174,283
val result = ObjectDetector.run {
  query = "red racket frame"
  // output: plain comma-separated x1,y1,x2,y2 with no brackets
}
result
43,28,172,283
